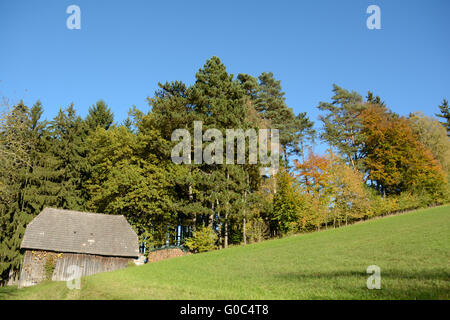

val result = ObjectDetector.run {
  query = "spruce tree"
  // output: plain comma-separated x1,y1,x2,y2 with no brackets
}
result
0,101,61,283
47,104,89,210
0,102,33,283
86,99,114,131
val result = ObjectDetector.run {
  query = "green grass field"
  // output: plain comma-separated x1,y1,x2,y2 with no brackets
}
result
1,205,449,300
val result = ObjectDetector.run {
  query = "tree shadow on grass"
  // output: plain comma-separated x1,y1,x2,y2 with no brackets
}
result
273,269,450,299
275,269,449,281
0,286,20,300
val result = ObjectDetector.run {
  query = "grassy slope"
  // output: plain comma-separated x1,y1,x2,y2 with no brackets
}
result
1,205,449,300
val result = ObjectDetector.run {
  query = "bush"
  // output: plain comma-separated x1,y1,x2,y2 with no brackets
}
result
246,218,270,243
397,192,418,212
365,189,442,218
184,226,218,253
44,255,57,280
414,192,434,208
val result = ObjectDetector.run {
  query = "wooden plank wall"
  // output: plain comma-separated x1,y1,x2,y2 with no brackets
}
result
19,250,132,288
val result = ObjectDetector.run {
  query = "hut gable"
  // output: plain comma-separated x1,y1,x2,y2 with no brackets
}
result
21,208,139,258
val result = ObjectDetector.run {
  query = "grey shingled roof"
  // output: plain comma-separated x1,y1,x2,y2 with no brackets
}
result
21,208,139,258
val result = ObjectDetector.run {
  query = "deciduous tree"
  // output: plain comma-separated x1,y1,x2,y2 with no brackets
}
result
360,104,446,197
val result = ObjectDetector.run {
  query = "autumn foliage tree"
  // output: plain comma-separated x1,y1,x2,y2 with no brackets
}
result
294,151,370,228
327,158,370,226
408,111,450,178
1,58,449,284
360,104,446,197
294,152,330,194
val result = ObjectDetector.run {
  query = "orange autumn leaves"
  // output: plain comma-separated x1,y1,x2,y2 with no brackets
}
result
360,104,445,196
294,153,330,194
278,102,448,234
293,152,368,211
294,103,446,199
277,152,370,231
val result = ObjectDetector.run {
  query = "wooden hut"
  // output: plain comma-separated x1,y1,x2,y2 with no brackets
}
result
18,208,139,288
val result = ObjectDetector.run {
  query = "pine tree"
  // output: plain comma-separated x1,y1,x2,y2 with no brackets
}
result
256,72,312,165
190,56,250,247
318,84,366,171
366,91,386,106
435,99,450,136
237,73,259,100
290,112,316,163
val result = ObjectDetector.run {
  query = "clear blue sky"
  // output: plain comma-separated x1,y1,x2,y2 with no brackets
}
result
1,0,449,148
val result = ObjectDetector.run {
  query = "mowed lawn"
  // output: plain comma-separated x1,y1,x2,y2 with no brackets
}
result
1,205,449,300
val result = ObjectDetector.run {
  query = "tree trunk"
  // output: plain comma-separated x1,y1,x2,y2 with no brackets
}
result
272,167,277,194
224,172,229,249
189,183,196,231
243,173,249,245
224,213,228,249
243,217,247,245
283,145,288,168
209,201,214,228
